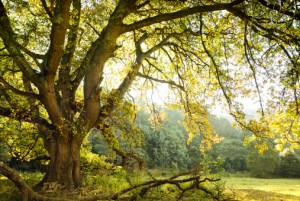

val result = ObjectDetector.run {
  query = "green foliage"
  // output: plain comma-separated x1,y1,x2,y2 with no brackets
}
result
88,107,300,179
0,117,46,161
0,178,22,201
246,140,279,178
88,129,111,156
88,108,196,170
137,109,200,170
210,117,243,139
0,117,48,171
83,170,130,196
241,110,300,152
80,150,113,175
0,171,43,201
210,139,248,172
80,135,113,174
278,152,300,178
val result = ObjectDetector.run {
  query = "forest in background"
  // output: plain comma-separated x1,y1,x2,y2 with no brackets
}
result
87,107,300,179
3,106,300,179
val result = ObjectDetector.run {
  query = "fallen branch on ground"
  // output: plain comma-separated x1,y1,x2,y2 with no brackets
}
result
0,161,235,201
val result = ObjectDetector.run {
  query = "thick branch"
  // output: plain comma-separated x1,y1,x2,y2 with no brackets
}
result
0,105,53,129
0,1,41,88
226,7,300,46
36,1,73,130
70,39,100,92
0,162,40,200
0,77,40,100
98,62,142,123
59,0,81,86
109,172,221,200
43,0,72,84
98,31,184,124
80,0,134,129
57,0,81,120
17,43,45,60
75,171,224,201
113,147,144,169
71,0,138,91
40,0,54,20
124,0,244,32
258,0,300,20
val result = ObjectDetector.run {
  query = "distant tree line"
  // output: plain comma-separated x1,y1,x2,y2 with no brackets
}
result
89,108,300,178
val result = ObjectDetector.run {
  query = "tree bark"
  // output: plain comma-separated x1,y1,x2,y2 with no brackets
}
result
40,135,83,189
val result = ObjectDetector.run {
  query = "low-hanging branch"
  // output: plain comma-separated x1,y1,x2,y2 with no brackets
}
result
113,147,144,169
0,77,40,100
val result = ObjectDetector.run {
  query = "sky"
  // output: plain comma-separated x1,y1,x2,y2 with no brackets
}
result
137,83,259,121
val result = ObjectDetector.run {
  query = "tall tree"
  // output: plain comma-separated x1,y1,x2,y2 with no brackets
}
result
0,0,299,189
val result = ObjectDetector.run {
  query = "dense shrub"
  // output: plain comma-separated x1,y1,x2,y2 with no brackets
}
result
278,153,300,178
246,141,279,178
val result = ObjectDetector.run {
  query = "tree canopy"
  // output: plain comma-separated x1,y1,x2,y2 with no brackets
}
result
0,0,299,195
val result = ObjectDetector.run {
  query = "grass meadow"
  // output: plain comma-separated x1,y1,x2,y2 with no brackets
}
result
223,176,300,201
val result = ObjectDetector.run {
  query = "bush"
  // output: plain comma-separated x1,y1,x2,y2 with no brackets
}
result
246,141,279,178
80,150,113,175
278,153,300,178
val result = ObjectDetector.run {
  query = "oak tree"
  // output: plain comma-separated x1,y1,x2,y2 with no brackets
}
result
0,0,299,191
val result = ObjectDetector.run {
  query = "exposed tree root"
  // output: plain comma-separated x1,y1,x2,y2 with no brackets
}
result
0,162,66,201
0,161,235,201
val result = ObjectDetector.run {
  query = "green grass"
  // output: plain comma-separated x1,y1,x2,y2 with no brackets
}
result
223,176,300,201
0,172,44,201
0,177,20,201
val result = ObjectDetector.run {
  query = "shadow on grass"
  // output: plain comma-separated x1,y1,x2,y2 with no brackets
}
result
235,189,300,201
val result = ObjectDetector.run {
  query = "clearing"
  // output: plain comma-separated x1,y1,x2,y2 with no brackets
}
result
224,177,300,201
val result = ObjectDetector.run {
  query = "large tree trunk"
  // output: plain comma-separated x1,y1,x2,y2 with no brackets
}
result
41,135,83,189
